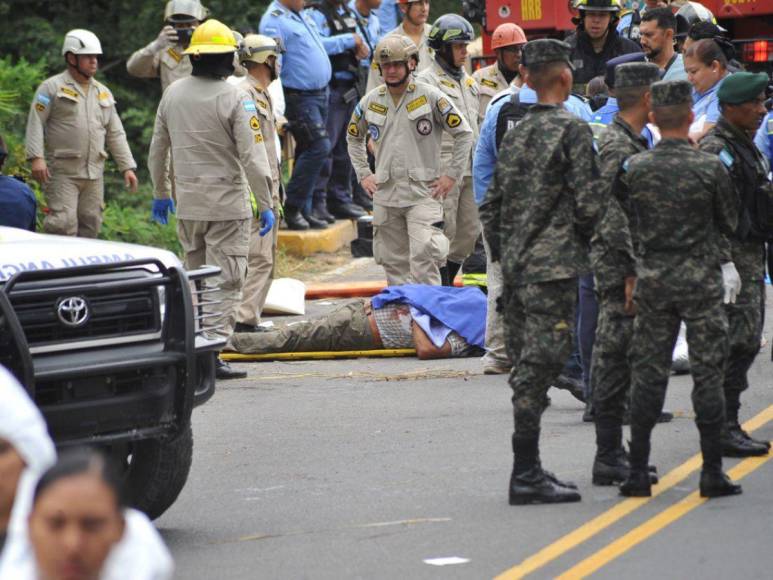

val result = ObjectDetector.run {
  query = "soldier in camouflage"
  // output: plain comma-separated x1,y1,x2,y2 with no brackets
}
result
480,39,604,505
590,62,660,486
620,80,742,499
699,72,771,458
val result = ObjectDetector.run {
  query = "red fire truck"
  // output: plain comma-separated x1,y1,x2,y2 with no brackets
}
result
464,0,773,74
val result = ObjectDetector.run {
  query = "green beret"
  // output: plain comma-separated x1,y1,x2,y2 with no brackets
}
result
717,72,768,105
651,80,692,107
522,39,572,68
615,62,661,89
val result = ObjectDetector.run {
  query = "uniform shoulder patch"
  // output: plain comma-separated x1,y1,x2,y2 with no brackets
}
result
243,100,258,113
445,113,461,128
718,148,734,168
35,93,51,110
347,122,360,137
353,103,362,120
250,116,261,131
167,47,182,62
406,95,428,113
368,102,388,115
98,91,111,101
271,9,283,16
480,78,498,88
436,97,452,115
465,77,475,88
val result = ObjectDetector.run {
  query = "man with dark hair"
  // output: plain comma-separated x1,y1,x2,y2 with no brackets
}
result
699,72,772,458
565,0,641,94
620,80,741,499
0,135,36,231
480,39,604,504
639,7,686,80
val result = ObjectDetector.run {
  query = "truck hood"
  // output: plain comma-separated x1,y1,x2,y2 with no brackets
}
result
0,227,181,283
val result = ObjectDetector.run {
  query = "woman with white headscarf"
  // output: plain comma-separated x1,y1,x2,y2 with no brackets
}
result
0,366,174,580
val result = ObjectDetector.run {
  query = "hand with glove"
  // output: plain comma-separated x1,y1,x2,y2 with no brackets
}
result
721,261,741,304
150,25,178,52
259,208,275,237
151,198,175,225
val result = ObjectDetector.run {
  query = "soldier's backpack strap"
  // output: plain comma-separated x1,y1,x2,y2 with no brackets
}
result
494,91,534,151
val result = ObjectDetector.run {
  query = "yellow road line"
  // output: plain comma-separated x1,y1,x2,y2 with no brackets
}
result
494,404,773,580
556,450,773,579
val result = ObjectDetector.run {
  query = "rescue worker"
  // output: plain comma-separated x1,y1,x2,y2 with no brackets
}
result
472,22,527,125
565,0,640,94
417,15,480,286
366,0,433,92
307,0,371,222
621,80,742,499
127,0,208,91
147,20,275,380
699,73,772,458
347,36,473,285
233,35,284,334
25,29,138,239
479,39,603,504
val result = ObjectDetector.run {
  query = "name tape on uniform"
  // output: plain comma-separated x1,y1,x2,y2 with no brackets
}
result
368,102,388,115
481,78,498,88
406,95,428,113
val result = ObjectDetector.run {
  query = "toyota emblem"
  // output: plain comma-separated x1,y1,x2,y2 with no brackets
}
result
56,296,90,328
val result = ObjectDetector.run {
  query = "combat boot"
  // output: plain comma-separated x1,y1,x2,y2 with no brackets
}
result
720,427,768,457
728,422,770,451
593,424,629,486
509,435,581,505
619,427,652,497
725,400,770,451
700,427,742,498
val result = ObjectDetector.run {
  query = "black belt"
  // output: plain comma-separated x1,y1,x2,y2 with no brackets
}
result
284,87,327,96
330,77,357,88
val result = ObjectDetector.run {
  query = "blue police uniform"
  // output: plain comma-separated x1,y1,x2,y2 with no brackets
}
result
0,175,36,231
260,0,334,220
691,75,728,131
349,0,383,71
373,0,400,34
472,86,591,204
589,97,655,147
754,111,773,167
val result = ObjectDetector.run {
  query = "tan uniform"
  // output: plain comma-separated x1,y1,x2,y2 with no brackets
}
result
235,77,282,327
148,75,274,341
25,70,136,238
472,63,509,125
416,61,481,264
127,43,192,91
347,81,473,285
366,24,434,93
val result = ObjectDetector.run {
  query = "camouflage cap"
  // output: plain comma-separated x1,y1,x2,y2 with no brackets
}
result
521,39,572,68
614,62,661,89
717,72,768,105
650,80,692,107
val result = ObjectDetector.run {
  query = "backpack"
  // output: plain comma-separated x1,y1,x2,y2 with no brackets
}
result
494,91,535,151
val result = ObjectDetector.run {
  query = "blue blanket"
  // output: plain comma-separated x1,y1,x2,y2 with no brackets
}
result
371,285,487,348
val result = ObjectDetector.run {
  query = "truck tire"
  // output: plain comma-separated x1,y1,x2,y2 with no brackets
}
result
123,424,194,520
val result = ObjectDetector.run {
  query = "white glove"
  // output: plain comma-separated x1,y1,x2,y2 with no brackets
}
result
721,261,741,304
150,25,178,52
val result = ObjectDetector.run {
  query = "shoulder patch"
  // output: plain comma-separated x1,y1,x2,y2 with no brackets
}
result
250,116,261,131
243,100,257,113
368,102,388,115
167,47,182,62
353,103,362,120
98,91,111,101
347,122,360,137
407,83,416,92
481,78,498,89
271,9,283,16
718,148,734,168
465,77,475,88
622,159,629,172
35,93,51,110
436,97,452,115
406,95,428,113
445,113,461,128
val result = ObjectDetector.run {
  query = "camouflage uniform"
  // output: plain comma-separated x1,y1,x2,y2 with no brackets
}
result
480,99,603,439
625,137,736,439
699,118,769,423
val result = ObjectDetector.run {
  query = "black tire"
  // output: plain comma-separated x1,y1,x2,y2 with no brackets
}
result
122,424,194,520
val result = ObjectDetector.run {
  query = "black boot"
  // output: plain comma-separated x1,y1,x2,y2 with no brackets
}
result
303,211,329,229
439,265,450,286
284,205,309,230
509,435,581,505
446,261,462,286
619,427,652,497
328,201,366,220
593,424,629,486
216,358,247,380
312,201,336,224
725,394,770,451
699,426,742,498
721,426,768,457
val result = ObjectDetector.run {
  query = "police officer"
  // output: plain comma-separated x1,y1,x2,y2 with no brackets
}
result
260,0,350,229
620,80,741,499
232,35,284,334
127,0,207,91
417,15,479,286
588,53,649,142
148,20,274,380
754,110,773,166
700,73,772,458
307,0,371,222
0,134,36,231
366,0,433,92
26,29,138,239
480,39,603,504
472,23,527,125
374,0,399,34
347,36,473,285
565,0,640,95
589,62,660,486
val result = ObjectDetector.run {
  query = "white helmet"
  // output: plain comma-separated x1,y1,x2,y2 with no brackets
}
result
62,29,103,56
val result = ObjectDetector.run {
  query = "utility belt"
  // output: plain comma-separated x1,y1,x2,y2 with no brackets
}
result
284,87,327,96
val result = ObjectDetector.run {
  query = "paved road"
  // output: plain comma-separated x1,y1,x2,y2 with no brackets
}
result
157,297,773,579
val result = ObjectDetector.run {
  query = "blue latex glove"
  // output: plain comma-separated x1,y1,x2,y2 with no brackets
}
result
259,208,275,237
151,198,175,225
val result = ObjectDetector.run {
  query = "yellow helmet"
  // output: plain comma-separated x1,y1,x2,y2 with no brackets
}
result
183,19,237,55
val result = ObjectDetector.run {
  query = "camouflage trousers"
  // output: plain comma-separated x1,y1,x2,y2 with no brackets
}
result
591,285,634,427
630,290,728,433
722,280,764,414
503,278,577,437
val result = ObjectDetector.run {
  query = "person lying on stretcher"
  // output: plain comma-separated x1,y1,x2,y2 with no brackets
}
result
227,285,486,360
